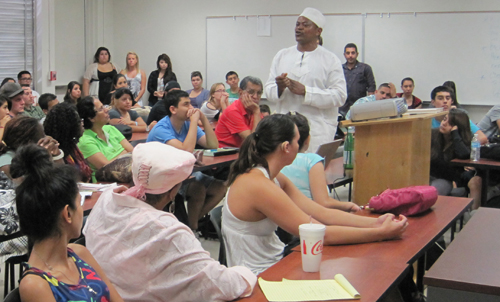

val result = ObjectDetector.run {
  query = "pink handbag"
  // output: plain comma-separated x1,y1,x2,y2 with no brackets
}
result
367,186,438,216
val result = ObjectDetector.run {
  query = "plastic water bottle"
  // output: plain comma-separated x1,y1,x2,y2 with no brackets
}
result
470,133,480,161
343,127,355,175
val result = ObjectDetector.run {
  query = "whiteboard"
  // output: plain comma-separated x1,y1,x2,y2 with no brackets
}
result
206,15,363,94
365,12,500,106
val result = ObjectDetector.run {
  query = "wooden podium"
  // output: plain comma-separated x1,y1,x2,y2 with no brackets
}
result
340,112,445,206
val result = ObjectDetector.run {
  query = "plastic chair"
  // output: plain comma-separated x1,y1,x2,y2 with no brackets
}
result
74,236,86,247
0,232,27,298
209,206,226,266
3,287,20,302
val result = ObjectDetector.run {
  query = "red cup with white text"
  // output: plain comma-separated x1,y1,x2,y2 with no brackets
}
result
299,223,326,272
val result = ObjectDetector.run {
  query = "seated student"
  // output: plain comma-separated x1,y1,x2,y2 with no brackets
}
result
77,96,134,182
13,144,122,302
281,112,359,212
0,116,61,178
84,142,256,302
215,76,264,148
186,71,210,108
200,82,229,122
345,83,392,120
63,81,82,105
21,86,45,121
222,114,408,274
478,104,500,142
431,109,482,209
44,103,93,183
396,77,422,109
0,95,12,141
259,104,271,117
38,93,59,124
0,82,25,117
146,80,180,126
147,90,225,231
225,71,240,103
103,74,139,108
109,88,147,133
430,86,487,144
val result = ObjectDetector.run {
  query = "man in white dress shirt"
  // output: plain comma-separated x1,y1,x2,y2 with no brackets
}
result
264,7,347,153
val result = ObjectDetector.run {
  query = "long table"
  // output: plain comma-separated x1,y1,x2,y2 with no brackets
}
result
239,196,472,302
451,158,500,206
424,207,500,301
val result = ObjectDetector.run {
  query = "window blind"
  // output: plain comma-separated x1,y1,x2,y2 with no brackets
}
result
0,0,34,83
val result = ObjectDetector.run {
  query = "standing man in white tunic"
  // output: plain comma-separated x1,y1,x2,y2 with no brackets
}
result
264,7,346,153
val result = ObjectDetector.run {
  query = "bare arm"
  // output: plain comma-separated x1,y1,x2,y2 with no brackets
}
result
135,70,147,102
20,275,57,302
228,171,407,246
120,138,134,152
476,129,488,145
308,162,360,212
70,244,124,302
197,112,218,149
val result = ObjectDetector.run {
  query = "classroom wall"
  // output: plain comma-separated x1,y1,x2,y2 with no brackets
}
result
43,0,499,120
109,0,500,119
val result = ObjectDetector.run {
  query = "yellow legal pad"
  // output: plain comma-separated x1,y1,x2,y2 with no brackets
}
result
258,274,361,301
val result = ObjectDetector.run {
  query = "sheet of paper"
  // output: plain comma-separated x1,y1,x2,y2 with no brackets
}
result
79,191,92,206
258,276,360,301
257,16,271,36
78,182,118,191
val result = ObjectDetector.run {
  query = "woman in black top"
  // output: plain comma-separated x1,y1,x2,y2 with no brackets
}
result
147,54,177,106
430,108,481,208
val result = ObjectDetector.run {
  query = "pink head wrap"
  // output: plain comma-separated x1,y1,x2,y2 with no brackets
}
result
124,142,196,200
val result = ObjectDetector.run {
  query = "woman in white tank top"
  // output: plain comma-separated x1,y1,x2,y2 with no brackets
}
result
120,52,146,106
222,114,409,274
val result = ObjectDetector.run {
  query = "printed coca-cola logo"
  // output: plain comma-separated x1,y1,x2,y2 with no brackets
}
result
302,240,323,255
311,240,323,255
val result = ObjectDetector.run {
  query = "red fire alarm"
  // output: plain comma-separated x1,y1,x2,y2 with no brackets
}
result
49,71,57,81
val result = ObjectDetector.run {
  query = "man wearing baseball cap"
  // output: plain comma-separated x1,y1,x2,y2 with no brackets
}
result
84,142,256,301
0,82,25,117
264,7,347,153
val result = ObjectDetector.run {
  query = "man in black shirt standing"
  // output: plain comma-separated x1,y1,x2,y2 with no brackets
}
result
340,43,376,116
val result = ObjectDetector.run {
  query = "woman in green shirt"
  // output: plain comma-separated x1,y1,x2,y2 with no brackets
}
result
77,96,134,181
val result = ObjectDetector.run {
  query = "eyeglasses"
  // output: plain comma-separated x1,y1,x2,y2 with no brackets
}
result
245,89,263,97
215,89,225,93
20,77,32,81
95,105,110,113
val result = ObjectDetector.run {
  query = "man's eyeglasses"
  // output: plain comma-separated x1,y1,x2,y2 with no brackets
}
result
245,89,263,97
20,77,32,81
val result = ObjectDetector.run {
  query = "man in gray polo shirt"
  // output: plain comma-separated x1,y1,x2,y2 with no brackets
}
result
340,43,376,116
478,105,500,142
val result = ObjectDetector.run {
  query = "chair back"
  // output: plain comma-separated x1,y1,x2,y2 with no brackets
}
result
3,287,20,302
209,206,226,266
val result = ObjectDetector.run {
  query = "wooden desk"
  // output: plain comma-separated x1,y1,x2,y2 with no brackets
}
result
239,252,409,302
425,207,500,301
341,112,444,205
192,153,238,172
325,157,353,200
451,158,500,206
243,196,471,301
83,191,102,215
130,132,148,141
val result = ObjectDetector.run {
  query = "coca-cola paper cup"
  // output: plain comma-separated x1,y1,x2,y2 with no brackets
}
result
299,223,325,272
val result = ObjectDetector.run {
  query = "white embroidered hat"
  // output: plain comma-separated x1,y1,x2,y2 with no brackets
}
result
124,142,196,199
299,7,326,29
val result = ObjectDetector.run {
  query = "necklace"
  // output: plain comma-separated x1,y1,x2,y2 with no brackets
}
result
32,249,97,295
